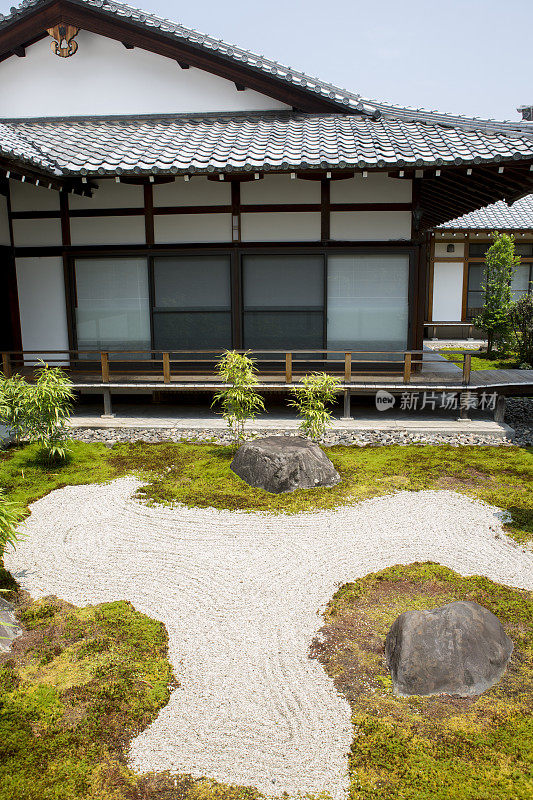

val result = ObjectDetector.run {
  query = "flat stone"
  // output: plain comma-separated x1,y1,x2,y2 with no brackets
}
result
230,435,341,494
0,596,22,654
385,600,513,697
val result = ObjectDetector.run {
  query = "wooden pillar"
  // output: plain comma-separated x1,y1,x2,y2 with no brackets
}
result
342,389,351,420
101,389,114,418
494,394,506,424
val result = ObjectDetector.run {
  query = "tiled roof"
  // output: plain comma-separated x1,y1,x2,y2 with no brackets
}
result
1,0,533,137
440,194,533,230
1,112,532,178
0,121,61,173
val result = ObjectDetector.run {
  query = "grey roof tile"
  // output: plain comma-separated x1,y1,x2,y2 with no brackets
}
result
0,113,531,178
439,194,533,229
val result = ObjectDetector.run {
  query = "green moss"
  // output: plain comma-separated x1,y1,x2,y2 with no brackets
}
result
0,596,262,800
1,441,532,544
312,563,533,800
439,349,521,370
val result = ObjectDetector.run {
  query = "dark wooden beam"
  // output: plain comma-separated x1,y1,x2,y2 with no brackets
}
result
177,61,189,69
122,42,134,49
235,83,246,91
12,45,25,57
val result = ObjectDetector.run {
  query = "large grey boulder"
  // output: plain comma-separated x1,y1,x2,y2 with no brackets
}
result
230,435,341,494
385,600,513,697
0,596,22,654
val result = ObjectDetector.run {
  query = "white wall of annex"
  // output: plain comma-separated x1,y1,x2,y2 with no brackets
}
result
154,213,232,243
70,180,144,209
0,32,289,118
434,242,465,258
70,216,146,246
240,212,321,241
12,218,62,246
330,211,411,240
240,175,320,204
153,178,230,207
432,261,464,320
0,195,10,245
330,174,412,203
15,256,69,358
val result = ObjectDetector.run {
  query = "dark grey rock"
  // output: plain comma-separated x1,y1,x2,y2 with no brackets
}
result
385,600,513,697
0,596,22,654
230,435,341,494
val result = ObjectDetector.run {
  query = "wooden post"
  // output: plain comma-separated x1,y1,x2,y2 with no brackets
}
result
342,389,351,420
163,352,171,384
2,353,11,378
494,394,506,424
468,324,473,339
462,353,471,384
344,352,352,383
285,352,292,384
101,352,110,384
101,389,114,418
403,352,412,384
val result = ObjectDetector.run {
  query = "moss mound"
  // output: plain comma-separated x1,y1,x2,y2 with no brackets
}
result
0,594,259,800
311,562,533,799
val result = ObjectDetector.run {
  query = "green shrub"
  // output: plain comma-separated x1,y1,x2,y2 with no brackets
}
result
0,373,30,444
212,350,265,447
510,294,533,367
475,232,521,356
0,489,24,558
0,362,74,461
288,372,340,439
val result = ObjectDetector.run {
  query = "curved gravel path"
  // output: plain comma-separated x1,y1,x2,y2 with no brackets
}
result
5,479,533,798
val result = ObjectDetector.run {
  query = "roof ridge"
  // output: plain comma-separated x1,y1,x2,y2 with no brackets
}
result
1,0,533,135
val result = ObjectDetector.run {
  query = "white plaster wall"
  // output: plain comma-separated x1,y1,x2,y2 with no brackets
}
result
0,32,289,118
432,261,464,320
153,178,230,207
9,180,60,212
330,174,412,203
240,175,320,204
70,180,144,209
434,242,465,258
15,257,69,361
240,212,321,242
154,213,232,243
330,211,411,240
70,217,146,246
11,219,62,247
0,195,10,245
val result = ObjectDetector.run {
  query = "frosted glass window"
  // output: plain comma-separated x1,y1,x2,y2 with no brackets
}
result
511,263,532,301
242,255,324,349
327,254,409,351
153,256,232,351
75,258,150,352
243,255,323,308
154,257,230,309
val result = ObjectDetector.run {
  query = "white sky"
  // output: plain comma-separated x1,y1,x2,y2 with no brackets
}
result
1,0,531,120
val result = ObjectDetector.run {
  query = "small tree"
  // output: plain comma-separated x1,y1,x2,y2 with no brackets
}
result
212,350,265,447
26,362,74,461
0,362,74,461
288,372,340,440
510,294,533,367
475,232,520,356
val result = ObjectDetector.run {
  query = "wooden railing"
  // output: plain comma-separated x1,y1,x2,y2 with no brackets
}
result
0,348,473,387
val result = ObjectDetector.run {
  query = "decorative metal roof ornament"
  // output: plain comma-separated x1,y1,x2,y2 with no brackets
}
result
47,24,79,58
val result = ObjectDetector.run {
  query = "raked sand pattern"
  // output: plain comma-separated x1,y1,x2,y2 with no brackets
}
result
6,479,533,798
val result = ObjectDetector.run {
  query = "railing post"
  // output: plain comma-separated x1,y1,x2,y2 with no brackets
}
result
101,352,110,384
163,352,171,384
403,352,412,384
285,352,292,384
462,352,471,385
344,352,352,383
2,353,11,378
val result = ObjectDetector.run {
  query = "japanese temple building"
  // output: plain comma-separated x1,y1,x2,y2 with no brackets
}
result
0,0,532,370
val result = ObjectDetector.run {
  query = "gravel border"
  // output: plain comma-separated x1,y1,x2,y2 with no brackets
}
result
6,480,533,797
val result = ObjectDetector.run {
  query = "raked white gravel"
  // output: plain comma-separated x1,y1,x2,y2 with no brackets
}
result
5,479,533,798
